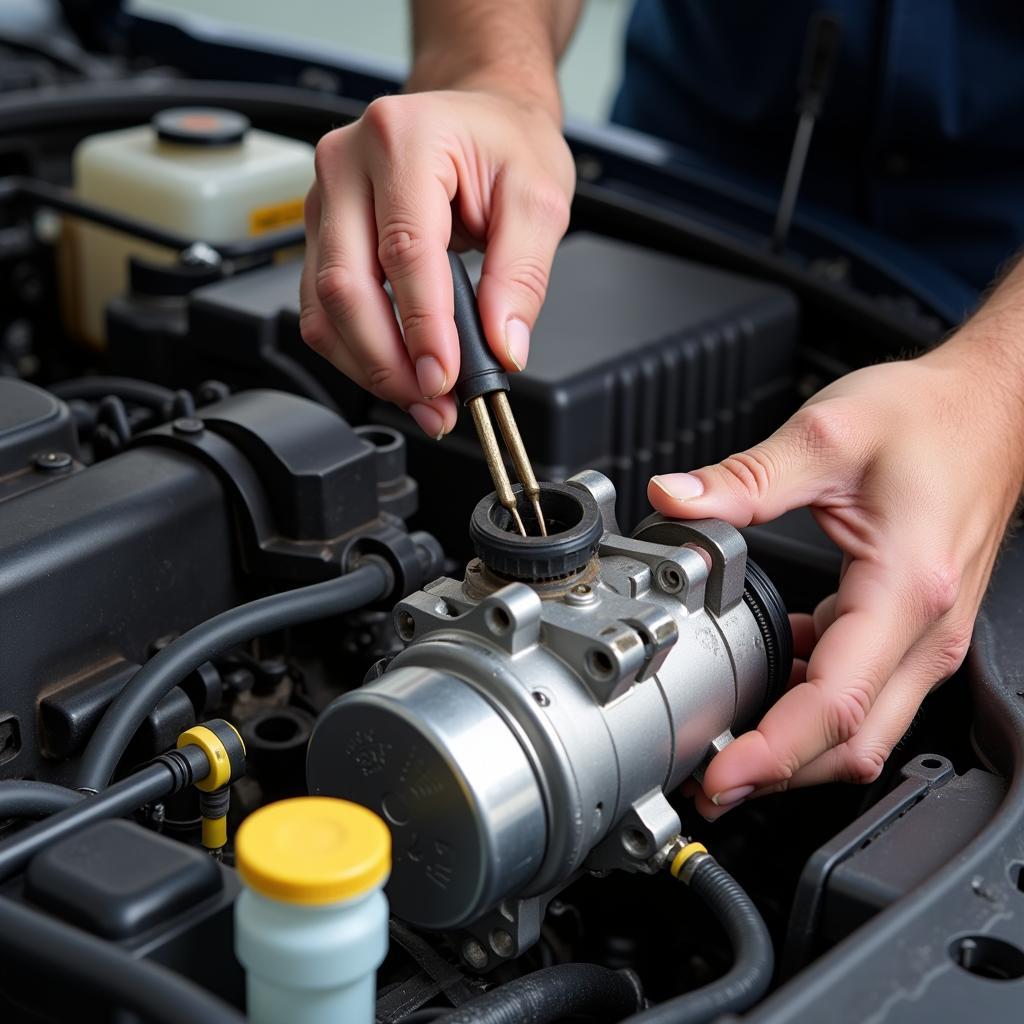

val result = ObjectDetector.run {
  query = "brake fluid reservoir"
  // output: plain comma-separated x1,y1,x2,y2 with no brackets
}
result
234,797,390,1024
65,107,313,346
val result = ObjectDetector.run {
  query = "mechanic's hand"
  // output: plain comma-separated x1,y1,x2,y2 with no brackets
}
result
299,88,575,437
649,338,1024,818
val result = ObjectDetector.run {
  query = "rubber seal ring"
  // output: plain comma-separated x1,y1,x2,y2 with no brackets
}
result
469,482,603,581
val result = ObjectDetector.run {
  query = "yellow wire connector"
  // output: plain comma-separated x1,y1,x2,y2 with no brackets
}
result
177,719,247,855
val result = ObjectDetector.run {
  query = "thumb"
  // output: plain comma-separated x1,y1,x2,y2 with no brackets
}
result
474,175,571,372
648,405,860,527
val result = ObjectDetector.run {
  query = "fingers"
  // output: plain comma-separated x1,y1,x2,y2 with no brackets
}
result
301,140,456,436
648,402,874,527
368,149,463,400
780,665,930,788
698,557,934,810
790,613,817,660
475,173,571,372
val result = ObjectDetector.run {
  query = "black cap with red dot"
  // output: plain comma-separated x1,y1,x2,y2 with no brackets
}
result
153,107,250,147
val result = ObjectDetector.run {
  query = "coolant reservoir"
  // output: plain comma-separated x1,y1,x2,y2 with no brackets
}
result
65,107,313,346
235,797,391,1024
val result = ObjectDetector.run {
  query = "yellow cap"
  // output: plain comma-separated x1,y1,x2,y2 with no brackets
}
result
235,797,390,906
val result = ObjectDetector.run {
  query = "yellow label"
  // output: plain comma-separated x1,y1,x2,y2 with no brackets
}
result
249,197,305,236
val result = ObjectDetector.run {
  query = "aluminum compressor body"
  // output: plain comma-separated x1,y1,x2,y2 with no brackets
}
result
308,471,790,965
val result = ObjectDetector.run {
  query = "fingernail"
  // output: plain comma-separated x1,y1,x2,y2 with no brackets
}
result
710,784,755,807
505,318,529,371
703,798,748,822
408,403,444,439
651,473,704,500
415,356,447,399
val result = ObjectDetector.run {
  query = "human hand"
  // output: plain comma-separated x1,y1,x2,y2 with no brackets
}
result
649,337,1024,819
299,87,574,437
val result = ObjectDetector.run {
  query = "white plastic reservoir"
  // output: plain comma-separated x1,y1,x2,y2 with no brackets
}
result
65,107,313,346
234,796,391,1024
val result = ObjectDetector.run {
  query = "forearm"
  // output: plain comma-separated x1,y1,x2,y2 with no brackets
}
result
407,0,582,119
927,253,1024,434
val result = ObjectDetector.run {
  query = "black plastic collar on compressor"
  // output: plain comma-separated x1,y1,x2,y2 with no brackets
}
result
741,558,793,713
469,481,604,581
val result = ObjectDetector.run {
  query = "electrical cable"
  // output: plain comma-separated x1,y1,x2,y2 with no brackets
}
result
0,780,83,819
622,848,774,1024
75,561,392,792
0,894,246,1024
0,747,207,883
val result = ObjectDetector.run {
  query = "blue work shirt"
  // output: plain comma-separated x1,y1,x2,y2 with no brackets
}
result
611,0,1024,291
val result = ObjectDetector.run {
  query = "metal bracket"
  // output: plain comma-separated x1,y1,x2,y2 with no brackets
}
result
542,587,678,703
632,514,748,615
455,892,555,970
394,578,542,657
566,469,621,536
599,534,709,612
585,788,682,874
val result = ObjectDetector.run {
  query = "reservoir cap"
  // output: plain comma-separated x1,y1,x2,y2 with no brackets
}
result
153,107,250,147
236,797,390,906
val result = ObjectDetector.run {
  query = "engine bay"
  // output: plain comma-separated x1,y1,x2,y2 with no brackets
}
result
2,9,1024,1024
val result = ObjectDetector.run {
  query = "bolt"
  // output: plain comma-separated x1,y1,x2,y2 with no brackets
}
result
532,690,551,707
489,929,515,958
461,939,488,970
34,451,72,473
565,582,597,607
172,417,204,436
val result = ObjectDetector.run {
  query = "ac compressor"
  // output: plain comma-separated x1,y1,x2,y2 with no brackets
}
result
308,471,790,966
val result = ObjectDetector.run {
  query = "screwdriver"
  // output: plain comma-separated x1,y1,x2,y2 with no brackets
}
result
449,251,545,537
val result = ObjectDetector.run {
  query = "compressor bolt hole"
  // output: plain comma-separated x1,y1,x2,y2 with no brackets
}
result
657,565,683,593
586,649,615,680
486,606,512,635
396,611,415,641
621,829,650,858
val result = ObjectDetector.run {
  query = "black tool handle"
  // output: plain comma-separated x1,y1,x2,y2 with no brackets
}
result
797,12,841,117
449,251,509,403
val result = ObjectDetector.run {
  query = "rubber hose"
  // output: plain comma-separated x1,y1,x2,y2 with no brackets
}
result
433,964,643,1024
75,560,391,792
0,895,245,1024
0,781,83,819
624,857,774,1024
51,376,177,410
0,750,207,883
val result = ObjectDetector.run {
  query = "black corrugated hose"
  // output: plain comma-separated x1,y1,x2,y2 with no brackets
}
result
623,854,774,1024
431,963,644,1023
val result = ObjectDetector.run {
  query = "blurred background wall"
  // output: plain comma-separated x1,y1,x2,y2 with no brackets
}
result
129,0,633,124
